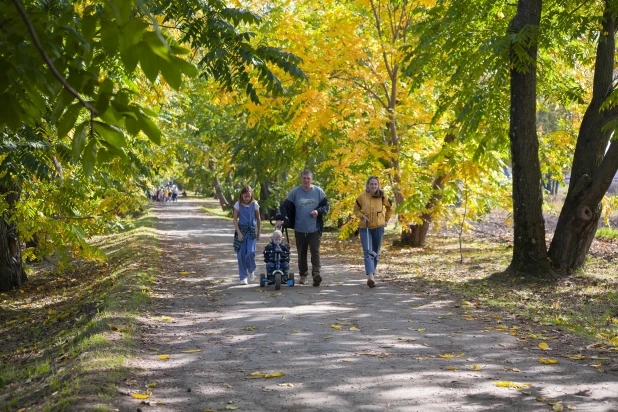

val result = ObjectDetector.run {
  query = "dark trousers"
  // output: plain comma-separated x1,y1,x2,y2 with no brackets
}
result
294,231,321,277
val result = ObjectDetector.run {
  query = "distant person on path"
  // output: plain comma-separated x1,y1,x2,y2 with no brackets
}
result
276,169,329,286
354,175,392,288
233,186,261,285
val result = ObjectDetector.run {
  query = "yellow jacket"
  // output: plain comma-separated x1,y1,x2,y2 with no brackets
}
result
354,191,393,229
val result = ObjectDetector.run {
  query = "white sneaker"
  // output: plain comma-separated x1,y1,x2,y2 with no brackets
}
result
249,272,255,281
241,278,248,285
367,274,375,288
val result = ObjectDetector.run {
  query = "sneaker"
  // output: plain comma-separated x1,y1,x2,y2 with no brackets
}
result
240,278,248,285
249,272,255,281
299,275,307,285
313,274,322,287
367,274,375,288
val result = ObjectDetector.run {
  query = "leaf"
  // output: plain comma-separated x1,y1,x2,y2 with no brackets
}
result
181,349,201,353
417,328,426,332
567,355,586,360
179,271,190,275
58,103,82,139
279,383,294,387
131,393,150,399
539,342,551,350
446,366,458,371
440,354,456,358
94,121,126,148
331,324,342,329
137,112,161,145
349,326,360,331
494,381,532,389
157,355,170,359
539,357,558,364
470,364,481,370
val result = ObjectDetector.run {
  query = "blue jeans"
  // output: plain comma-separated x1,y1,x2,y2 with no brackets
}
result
237,235,256,280
360,226,384,275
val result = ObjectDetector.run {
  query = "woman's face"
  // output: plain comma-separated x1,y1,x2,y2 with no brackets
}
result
242,192,252,203
368,179,379,194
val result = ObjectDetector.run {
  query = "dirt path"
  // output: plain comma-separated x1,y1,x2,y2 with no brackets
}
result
114,199,618,412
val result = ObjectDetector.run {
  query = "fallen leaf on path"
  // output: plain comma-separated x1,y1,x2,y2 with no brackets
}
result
279,383,294,387
250,371,285,379
324,336,333,339
331,324,342,330
446,366,458,371
470,364,481,371
494,381,531,389
178,271,190,275
181,349,201,353
350,326,360,331
157,355,170,360
591,363,602,368
131,393,150,399
440,354,456,358
539,342,551,350
241,326,256,331
417,328,425,332
567,355,586,360
539,357,558,364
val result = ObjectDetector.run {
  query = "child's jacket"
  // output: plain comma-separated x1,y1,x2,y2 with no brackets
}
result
354,191,393,229
263,242,290,263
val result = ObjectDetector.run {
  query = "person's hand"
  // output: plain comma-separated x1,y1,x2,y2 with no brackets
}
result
275,220,283,228
363,216,369,224
237,232,244,242
310,210,318,217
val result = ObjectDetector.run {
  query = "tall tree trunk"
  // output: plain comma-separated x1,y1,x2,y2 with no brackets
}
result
404,133,457,247
0,181,27,292
549,3,618,272
208,160,230,209
507,0,551,276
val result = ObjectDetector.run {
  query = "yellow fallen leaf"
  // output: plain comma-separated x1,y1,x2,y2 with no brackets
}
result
109,324,119,331
417,328,425,332
551,402,564,411
146,382,157,388
536,397,547,402
147,347,159,351
567,355,586,360
157,355,170,360
178,271,190,275
591,363,602,368
264,372,285,378
440,354,456,358
609,337,618,345
131,393,150,399
181,349,201,353
446,366,458,371
279,383,294,387
470,364,481,371
331,324,342,330
539,342,551,350
494,381,531,389
565,404,576,410
539,357,558,364
350,326,360,331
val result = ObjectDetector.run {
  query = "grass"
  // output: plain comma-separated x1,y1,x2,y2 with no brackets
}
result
201,204,233,220
596,227,618,239
0,212,160,411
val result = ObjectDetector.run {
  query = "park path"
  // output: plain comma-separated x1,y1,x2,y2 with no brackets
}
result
114,199,618,412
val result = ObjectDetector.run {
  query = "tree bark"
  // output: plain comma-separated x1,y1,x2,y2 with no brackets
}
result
548,2,618,273
507,0,551,276
404,133,457,247
208,160,230,209
0,181,27,292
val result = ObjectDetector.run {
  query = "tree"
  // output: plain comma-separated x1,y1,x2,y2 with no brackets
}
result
0,0,305,292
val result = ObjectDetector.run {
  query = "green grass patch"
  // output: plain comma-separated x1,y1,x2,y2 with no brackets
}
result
0,214,160,411
200,204,233,220
596,227,618,239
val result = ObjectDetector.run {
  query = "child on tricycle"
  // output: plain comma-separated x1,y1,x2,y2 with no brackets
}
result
260,230,294,290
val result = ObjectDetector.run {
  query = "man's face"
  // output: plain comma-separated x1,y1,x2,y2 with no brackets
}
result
301,173,313,189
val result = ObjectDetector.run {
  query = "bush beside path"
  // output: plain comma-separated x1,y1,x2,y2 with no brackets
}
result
114,200,618,412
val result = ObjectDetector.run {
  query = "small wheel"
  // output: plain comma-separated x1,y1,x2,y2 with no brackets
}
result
259,273,266,287
289,273,295,286
275,272,281,290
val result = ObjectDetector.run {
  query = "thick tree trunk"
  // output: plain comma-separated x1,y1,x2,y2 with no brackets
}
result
208,161,230,209
549,3,618,273
404,133,457,247
0,182,27,292
507,0,551,276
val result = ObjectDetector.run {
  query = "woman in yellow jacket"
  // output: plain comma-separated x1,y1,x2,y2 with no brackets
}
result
353,176,393,288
